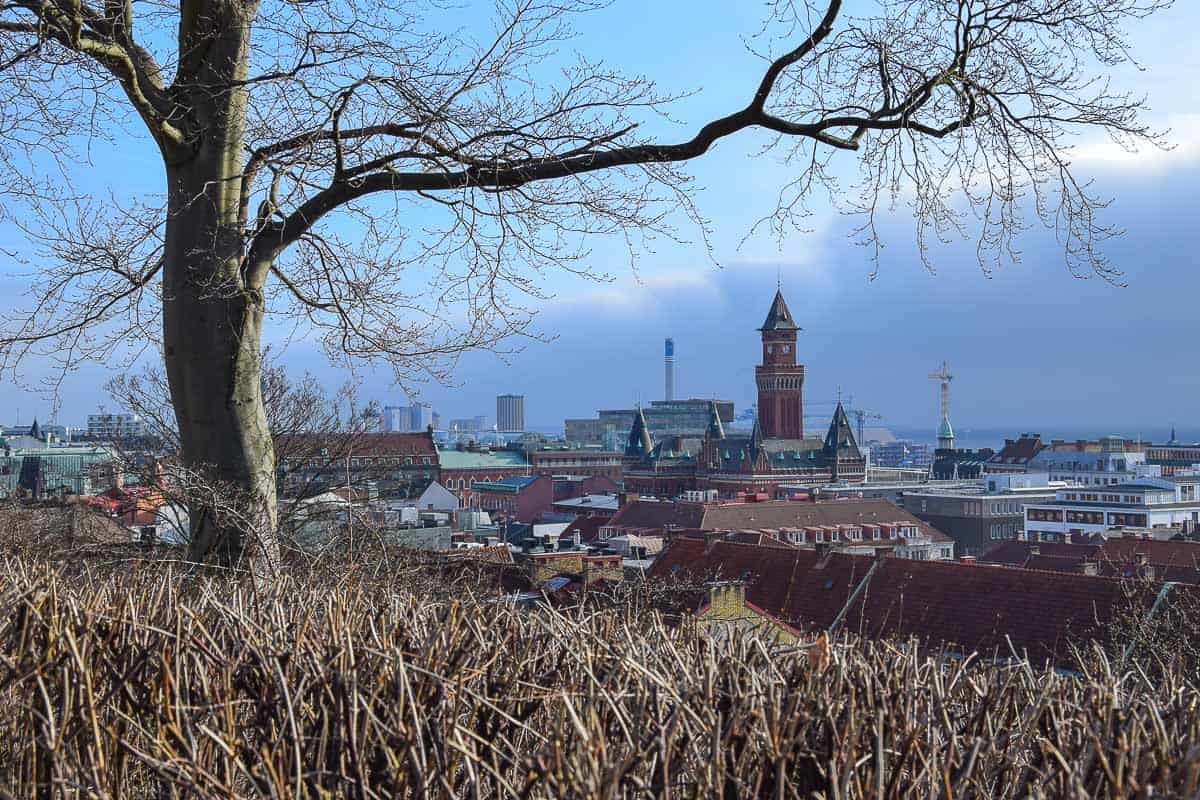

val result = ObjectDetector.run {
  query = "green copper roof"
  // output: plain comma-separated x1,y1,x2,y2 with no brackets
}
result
937,416,955,440
437,449,529,469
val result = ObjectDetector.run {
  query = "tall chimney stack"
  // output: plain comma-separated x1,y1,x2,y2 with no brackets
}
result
664,337,675,401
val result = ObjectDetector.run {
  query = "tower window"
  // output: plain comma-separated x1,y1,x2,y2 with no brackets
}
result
782,344,790,353
766,344,773,353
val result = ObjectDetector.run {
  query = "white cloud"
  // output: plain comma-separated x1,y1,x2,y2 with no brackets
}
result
555,267,723,314
1069,114,1200,173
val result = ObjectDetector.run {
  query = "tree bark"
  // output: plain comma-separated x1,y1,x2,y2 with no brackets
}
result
161,0,277,575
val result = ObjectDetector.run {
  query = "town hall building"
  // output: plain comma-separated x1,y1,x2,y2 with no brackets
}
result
622,290,866,498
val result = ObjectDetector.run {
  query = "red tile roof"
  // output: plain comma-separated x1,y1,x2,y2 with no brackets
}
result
649,539,1184,665
608,498,949,543
558,513,612,544
987,435,1046,465
605,500,707,531
982,538,1200,583
980,540,1099,566
276,431,438,458
1097,537,1200,567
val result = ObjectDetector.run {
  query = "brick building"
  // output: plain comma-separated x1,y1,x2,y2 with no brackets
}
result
437,446,531,507
476,474,619,524
622,290,866,498
275,431,438,499
601,496,954,560
528,448,622,481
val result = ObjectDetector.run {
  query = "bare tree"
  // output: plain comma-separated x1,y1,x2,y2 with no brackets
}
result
107,359,380,556
0,0,1171,574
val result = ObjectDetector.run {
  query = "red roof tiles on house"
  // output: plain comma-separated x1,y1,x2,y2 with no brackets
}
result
649,539,1178,665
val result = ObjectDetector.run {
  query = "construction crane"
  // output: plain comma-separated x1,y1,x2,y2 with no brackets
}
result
851,409,883,446
928,361,954,446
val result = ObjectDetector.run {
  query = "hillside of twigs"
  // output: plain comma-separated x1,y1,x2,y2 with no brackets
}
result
1,516,1199,797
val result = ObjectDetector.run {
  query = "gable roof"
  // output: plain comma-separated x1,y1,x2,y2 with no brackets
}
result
558,513,613,544
987,434,1046,465
698,499,943,540
981,537,1200,583
649,539,1172,665
605,499,707,532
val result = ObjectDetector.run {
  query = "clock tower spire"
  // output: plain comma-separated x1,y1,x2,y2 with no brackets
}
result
755,289,805,439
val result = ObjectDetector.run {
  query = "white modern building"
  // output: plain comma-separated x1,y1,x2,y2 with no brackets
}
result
1027,435,1150,486
1024,473,1200,542
86,414,144,440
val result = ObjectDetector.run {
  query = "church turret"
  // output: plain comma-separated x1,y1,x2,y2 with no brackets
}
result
822,402,862,481
625,407,654,460
706,400,725,441
755,289,805,439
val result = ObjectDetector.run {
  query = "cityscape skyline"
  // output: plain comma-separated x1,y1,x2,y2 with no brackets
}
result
3,4,1199,433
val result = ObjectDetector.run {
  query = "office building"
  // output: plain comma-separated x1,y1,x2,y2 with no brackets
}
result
1023,473,1200,542
902,473,1061,557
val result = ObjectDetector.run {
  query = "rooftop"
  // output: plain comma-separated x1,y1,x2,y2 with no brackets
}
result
650,538,1187,665
438,449,530,470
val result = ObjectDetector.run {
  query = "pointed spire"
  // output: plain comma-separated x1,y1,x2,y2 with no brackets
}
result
625,406,654,459
749,418,765,459
28,418,40,440
823,402,861,458
759,289,800,332
706,400,725,440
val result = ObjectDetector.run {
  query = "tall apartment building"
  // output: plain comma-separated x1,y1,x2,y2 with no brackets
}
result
496,394,525,432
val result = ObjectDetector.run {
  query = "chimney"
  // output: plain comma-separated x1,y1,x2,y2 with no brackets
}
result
617,491,632,509
664,337,675,402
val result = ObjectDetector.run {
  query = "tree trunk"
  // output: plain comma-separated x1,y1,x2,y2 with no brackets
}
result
164,167,279,575
162,0,277,576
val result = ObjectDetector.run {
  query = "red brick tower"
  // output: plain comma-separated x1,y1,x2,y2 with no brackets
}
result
755,289,804,439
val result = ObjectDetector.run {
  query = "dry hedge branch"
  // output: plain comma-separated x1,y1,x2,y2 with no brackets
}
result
0,543,1198,798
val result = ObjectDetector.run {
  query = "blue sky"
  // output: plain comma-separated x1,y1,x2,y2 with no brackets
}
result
2,1,1198,435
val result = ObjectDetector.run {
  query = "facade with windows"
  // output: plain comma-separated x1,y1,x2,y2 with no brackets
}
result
1028,435,1150,486
1023,475,1200,542
276,431,439,500
86,414,145,441
1145,443,1200,477
902,474,1061,557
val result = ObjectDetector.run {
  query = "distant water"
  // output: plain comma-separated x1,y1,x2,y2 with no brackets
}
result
887,426,1200,452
